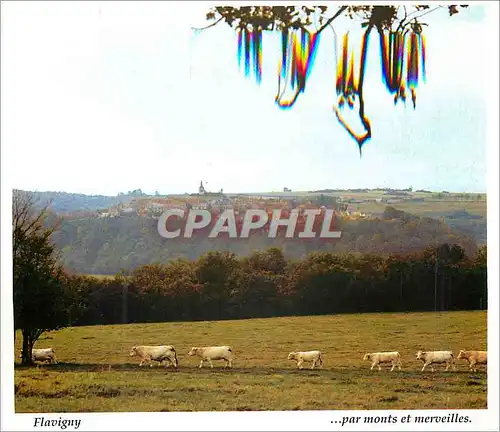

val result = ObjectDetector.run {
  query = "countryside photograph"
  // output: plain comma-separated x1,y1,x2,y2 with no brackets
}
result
2,1,496,421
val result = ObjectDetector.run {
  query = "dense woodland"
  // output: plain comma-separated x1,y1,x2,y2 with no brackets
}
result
64,244,487,327
53,207,479,275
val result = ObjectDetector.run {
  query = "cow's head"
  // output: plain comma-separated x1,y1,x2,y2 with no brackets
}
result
287,352,297,361
188,347,198,356
457,350,466,359
363,353,371,361
416,351,425,360
129,346,138,357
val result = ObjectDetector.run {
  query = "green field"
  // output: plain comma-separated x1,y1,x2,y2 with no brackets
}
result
14,311,487,412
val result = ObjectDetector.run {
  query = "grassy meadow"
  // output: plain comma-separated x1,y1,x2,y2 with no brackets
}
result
14,311,487,412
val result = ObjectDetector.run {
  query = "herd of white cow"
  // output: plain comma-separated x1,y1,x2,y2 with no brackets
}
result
22,346,487,373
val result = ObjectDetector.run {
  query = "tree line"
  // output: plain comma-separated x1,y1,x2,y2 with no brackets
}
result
64,244,487,327
13,190,487,364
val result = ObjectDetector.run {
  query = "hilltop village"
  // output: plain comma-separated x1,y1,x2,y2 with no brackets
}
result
56,181,447,222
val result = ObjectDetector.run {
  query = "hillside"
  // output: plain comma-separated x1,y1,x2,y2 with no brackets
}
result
53,207,478,274
21,190,136,213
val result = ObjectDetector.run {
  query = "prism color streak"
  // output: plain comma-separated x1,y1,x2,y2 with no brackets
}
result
378,29,427,108
232,24,427,155
237,27,262,84
334,28,373,154
275,28,320,108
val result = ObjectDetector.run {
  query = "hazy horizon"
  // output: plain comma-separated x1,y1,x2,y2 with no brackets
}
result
2,3,493,195
15,186,487,197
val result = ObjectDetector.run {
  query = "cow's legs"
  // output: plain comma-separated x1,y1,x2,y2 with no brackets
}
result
390,363,395,372
311,360,316,369
228,359,232,368
318,357,323,368
199,360,204,368
370,363,376,371
297,360,304,370
421,363,427,372
445,363,450,372
209,359,214,369
378,364,382,371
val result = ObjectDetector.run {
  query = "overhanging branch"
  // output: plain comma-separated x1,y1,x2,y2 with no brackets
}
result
316,6,349,34
192,17,224,32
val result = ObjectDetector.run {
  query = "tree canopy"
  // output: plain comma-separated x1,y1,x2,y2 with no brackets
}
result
13,191,69,365
198,5,469,153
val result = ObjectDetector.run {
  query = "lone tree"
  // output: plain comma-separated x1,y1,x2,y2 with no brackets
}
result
13,190,68,365
197,5,469,154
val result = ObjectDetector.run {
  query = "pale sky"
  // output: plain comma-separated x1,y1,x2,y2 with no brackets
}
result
1,2,494,195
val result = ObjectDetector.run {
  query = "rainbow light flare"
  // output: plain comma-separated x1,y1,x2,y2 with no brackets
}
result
334,29,373,154
275,28,320,108
230,20,427,156
237,27,263,84
336,33,358,106
378,29,426,108
406,32,426,108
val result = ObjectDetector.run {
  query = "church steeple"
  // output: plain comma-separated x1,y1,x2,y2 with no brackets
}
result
199,181,206,195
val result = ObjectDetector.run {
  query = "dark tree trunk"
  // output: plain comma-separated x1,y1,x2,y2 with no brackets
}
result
21,329,34,365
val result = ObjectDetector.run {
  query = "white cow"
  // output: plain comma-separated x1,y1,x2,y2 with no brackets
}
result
288,351,323,369
457,350,487,372
416,350,455,372
363,352,402,371
129,345,178,368
188,346,233,369
19,348,57,364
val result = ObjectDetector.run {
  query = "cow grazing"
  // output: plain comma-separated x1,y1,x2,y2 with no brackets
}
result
288,351,323,369
457,350,487,372
363,352,402,371
416,350,455,372
188,346,233,369
19,348,57,364
129,345,178,368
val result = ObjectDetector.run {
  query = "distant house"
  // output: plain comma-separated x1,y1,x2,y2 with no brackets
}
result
120,207,137,216
192,202,209,210
98,208,119,218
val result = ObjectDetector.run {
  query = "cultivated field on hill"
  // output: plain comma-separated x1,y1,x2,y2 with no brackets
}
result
14,311,487,412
